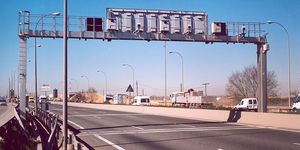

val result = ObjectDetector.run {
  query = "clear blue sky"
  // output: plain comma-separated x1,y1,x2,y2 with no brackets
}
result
0,0,299,97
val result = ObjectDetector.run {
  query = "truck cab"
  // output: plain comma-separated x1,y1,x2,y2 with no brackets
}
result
234,98,258,112
292,94,300,112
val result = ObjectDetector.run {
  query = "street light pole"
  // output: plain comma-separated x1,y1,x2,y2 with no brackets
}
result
267,20,291,107
33,43,41,114
97,70,108,99
123,64,135,95
169,51,184,92
63,0,68,149
34,12,60,115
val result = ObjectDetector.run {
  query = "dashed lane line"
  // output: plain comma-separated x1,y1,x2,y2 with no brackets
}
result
131,126,144,130
293,143,300,146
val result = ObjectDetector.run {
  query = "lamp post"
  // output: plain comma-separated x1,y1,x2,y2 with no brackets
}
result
62,0,68,148
97,70,108,99
34,12,60,115
122,64,135,95
169,51,184,92
81,75,90,92
267,20,291,107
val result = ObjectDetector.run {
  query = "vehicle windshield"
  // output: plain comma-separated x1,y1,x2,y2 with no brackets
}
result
239,101,244,105
295,95,300,103
0,99,6,102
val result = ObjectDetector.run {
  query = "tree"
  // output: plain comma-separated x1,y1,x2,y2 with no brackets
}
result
226,65,278,99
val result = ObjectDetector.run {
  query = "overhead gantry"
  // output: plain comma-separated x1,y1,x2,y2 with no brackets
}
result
18,8,269,119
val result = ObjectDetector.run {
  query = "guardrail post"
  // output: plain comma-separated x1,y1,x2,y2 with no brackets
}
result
77,143,82,150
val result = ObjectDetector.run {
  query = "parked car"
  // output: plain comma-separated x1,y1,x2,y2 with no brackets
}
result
292,94,300,112
132,96,151,106
234,98,258,112
0,97,7,106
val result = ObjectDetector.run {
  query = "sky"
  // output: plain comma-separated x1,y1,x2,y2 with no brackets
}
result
0,0,299,97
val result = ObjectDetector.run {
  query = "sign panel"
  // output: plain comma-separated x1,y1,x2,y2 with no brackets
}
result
86,18,103,32
126,84,134,92
106,8,208,35
41,84,50,92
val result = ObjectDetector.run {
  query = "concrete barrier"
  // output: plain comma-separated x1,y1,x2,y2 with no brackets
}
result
53,102,300,131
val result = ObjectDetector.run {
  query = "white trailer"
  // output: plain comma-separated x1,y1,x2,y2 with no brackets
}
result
170,91,205,108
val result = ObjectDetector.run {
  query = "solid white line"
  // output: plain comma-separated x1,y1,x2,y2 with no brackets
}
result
293,143,300,146
68,113,146,117
77,126,256,137
94,134,125,150
68,120,84,129
179,124,196,128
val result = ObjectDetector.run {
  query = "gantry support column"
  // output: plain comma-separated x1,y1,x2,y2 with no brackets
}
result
19,36,27,119
257,43,269,112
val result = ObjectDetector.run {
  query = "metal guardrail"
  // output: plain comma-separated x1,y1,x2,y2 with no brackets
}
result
27,106,86,149
35,108,61,149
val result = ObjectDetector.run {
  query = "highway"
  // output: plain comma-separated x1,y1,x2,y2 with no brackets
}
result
47,103,300,150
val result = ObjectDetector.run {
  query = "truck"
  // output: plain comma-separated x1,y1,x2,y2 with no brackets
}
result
170,90,207,108
292,93,300,112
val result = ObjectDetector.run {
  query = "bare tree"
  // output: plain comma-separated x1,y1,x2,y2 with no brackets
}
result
226,65,278,99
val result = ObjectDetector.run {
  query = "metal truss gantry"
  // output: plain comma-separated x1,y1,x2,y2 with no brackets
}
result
17,10,269,119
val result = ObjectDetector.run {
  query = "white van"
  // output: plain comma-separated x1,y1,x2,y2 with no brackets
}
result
292,94,300,112
39,95,48,103
234,98,258,112
132,96,151,106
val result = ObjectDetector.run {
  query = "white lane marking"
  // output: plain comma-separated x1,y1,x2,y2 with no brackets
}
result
68,120,84,129
94,134,125,150
131,126,143,130
68,113,146,117
217,148,224,150
77,126,257,137
293,143,300,146
227,122,300,133
179,124,196,128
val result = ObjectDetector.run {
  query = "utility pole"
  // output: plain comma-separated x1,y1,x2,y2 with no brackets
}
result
202,83,209,97
8,78,11,101
164,41,167,106
136,81,139,96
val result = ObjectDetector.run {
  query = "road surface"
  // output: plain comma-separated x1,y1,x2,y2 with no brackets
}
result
46,103,300,150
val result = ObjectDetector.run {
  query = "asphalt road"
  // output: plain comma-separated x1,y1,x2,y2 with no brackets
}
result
0,105,9,115
47,103,300,150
